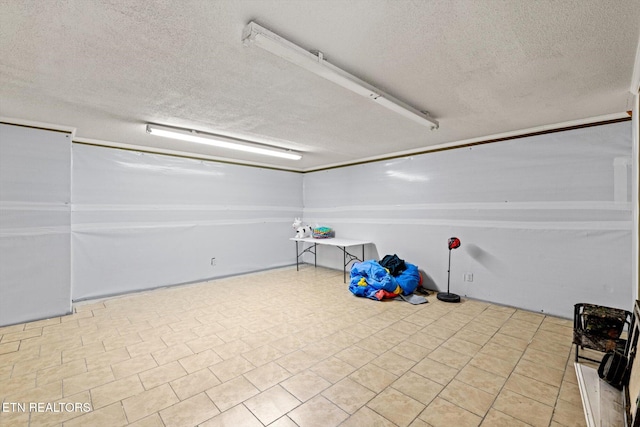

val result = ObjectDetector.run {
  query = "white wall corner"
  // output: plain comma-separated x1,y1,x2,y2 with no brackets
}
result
632,92,639,303
631,32,640,95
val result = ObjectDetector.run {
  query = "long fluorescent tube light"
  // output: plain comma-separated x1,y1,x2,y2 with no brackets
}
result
242,21,439,130
146,124,302,160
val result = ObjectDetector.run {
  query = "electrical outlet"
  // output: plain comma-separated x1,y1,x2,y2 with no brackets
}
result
211,257,216,266
464,273,473,282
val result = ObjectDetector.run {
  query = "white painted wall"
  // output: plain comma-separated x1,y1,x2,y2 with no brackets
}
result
72,144,303,300
1,121,634,325
302,122,634,318
0,124,72,325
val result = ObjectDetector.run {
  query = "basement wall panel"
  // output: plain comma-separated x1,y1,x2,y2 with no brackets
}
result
72,144,303,300
301,121,633,318
0,124,72,326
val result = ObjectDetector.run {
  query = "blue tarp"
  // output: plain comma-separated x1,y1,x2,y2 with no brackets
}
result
349,260,420,300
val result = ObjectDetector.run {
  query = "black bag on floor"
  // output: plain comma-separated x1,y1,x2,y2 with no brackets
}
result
379,254,406,276
597,350,628,390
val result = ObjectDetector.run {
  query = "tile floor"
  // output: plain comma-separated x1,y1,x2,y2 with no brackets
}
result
0,266,592,427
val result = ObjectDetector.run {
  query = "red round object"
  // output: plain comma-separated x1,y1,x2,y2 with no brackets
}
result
448,237,461,250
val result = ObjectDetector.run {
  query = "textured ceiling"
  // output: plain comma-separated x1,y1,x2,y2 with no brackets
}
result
1,0,639,171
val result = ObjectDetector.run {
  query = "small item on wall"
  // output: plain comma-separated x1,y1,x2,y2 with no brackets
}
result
437,237,462,303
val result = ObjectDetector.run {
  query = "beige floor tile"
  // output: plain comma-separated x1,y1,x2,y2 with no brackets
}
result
340,406,398,427
126,337,168,359
551,398,588,427
392,371,443,405
453,328,492,347
90,374,144,409
475,313,510,328
538,320,573,338
349,363,398,393
427,346,471,370
334,345,377,368
492,389,553,427
499,319,538,339
1,372,36,397
11,355,59,382
439,379,495,417
478,342,523,365
243,385,300,425
103,331,143,351
0,323,26,335
151,343,193,366
159,392,220,427
372,350,416,376
480,408,531,427
429,318,467,333
0,327,42,343
126,413,165,427
244,361,292,391
0,268,592,427
441,336,482,356
322,377,376,414
5,380,63,407
528,335,572,355
0,410,30,426
469,352,516,378
462,321,501,336
111,353,158,379
0,341,20,355
513,358,564,387
523,346,569,373
28,390,92,427
241,344,283,367
367,387,425,427
63,401,128,427
355,335,398,355
421,324,459,340
270,334,310,354
504,372,559,406
86,346,131,370
511,310,545,326
209,355,255,383
35,359,87,387
213,339,253,360
170,367,221,400
206,376,260,412
288,395,349,427
418,397,482,427
411,358,458,385
487,332,530,351
63,365,114,396
122,383,180,423
276,349,318,374
199,404,263,427
178,348,222,373
0,364,13,382
558,380,583,406
139,360,187,390
454,364,505,395
389,340,433,362
162,330,201,348
281,370,331,402
310,356,356,384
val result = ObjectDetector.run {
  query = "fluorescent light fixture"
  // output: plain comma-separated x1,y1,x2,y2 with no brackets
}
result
242,21,439,130
146,124,302,160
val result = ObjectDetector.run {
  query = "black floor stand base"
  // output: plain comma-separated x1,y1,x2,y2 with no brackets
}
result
437,292,461,303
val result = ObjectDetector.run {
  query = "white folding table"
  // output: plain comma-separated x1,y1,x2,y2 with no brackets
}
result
291,237,371,283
